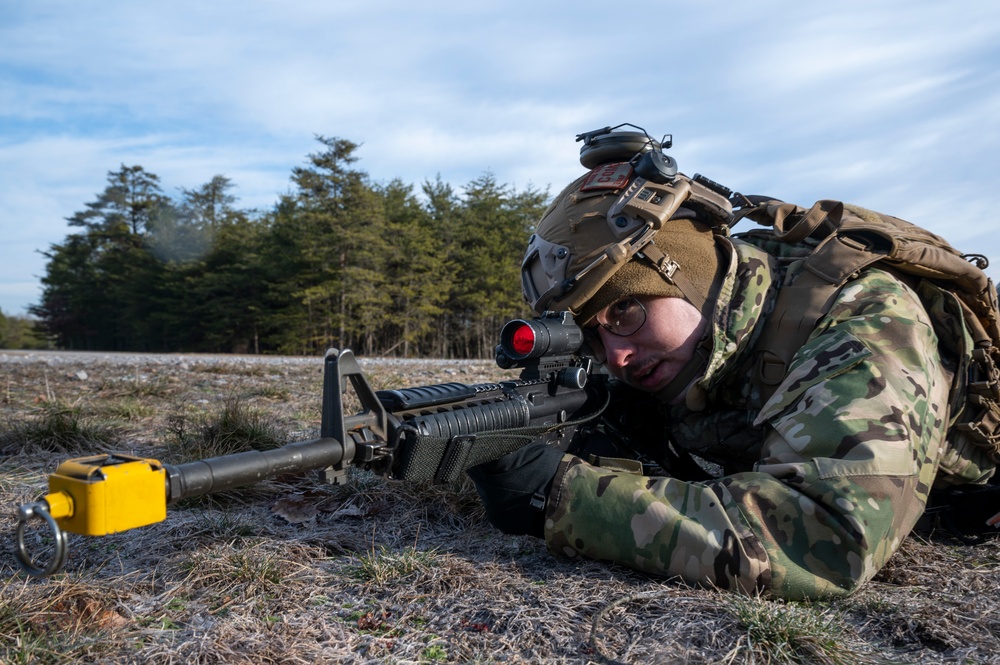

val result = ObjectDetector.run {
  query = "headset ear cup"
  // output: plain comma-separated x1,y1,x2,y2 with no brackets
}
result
634,151,678,183
579,131,654,169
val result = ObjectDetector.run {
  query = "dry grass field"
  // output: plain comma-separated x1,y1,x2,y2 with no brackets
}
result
2,350,999,664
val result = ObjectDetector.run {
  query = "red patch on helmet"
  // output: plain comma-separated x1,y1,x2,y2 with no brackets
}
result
580,162,633,191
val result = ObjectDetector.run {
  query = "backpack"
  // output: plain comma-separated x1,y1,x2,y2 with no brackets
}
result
732,197,1000,487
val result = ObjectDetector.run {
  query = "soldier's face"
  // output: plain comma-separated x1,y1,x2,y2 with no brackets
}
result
592,295,706,400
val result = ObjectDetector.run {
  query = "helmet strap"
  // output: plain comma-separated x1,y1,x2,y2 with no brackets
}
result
635,242,708,316
653,337,711,404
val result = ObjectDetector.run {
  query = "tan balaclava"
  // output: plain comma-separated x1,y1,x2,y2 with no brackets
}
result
577,216,725,325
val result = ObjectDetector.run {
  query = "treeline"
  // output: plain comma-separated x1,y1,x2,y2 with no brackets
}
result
0,310,46,349
31,137,548,358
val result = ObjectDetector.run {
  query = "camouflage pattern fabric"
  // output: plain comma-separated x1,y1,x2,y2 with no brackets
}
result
543,237,974,600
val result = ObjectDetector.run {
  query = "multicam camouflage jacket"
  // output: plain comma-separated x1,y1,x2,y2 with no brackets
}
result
543,235,996,600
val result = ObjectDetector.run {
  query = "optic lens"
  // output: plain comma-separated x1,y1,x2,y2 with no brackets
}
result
510,324,536,356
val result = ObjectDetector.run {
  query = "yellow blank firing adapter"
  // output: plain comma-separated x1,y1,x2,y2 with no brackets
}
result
47,454,168,534
15,454,167,577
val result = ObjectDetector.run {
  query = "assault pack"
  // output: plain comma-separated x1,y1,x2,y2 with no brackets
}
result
730,196,1000,538
733,199,1000,470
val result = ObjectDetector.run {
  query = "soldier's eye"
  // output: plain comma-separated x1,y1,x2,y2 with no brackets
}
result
599,296,646,336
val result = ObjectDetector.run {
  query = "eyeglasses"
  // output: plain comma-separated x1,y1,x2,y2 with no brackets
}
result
581,296,647,362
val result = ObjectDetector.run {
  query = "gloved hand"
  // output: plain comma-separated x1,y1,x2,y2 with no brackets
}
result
466,441,565,538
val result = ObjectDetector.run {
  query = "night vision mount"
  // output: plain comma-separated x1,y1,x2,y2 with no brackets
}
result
576,123,678,184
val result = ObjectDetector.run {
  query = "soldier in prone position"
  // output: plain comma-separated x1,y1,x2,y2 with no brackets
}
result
467,126,999,600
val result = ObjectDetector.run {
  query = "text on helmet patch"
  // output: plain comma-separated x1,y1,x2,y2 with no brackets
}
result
580,162,633,192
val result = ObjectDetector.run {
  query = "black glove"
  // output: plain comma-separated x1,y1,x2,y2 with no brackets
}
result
466,441,564,538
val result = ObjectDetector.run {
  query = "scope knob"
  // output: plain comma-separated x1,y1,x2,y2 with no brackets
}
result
559,367,588,390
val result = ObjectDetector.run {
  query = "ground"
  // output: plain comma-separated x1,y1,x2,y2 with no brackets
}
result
1,349,999,664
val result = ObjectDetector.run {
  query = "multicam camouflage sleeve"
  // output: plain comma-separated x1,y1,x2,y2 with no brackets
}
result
543,269,953,600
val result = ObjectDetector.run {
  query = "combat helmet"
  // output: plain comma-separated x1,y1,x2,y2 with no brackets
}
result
521,124,734,325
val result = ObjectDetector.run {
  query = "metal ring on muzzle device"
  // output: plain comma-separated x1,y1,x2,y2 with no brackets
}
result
15,501,68,578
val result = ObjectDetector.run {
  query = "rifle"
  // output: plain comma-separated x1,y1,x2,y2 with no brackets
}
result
13,312,611,578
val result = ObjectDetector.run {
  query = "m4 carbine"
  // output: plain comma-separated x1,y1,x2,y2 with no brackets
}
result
13,312,610,577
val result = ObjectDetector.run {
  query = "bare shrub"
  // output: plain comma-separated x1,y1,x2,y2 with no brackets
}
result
164,396,287,462
0,401,122,455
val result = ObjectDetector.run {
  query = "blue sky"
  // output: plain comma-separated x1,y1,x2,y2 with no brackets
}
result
2,0,998,316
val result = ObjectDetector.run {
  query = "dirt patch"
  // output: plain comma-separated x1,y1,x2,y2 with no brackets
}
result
2,350,999,664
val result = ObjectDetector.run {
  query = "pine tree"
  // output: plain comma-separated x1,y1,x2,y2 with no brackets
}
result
447,174,547,357
170,176,265,352
378,179,453,356
275,136,390,355
35,165,175,349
